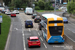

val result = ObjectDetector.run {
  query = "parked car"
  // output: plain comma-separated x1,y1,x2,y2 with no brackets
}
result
5,11,11,15
25,20,33,28
12,10,19,14
59,6,67,10
34,16,41,23
27,36,41,48
62,17,68,23
32,14,37,19
11,13,16,17
1,10,6,14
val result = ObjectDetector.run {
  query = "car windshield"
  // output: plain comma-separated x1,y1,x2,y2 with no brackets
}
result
35,16,40,18
63,17,67,20
30,39,38,41
33,14,37,16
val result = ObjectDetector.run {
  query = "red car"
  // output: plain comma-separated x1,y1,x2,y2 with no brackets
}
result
27,36,41,48
11,13,16,17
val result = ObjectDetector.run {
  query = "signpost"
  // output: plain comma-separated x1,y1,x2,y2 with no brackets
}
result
54,0,56,14
32,4,35,13
0,15,2,35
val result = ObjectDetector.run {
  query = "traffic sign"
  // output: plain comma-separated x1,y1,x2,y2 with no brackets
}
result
32,4,35,7
0,16,2,23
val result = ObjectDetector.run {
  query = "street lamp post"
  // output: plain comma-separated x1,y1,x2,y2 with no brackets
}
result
54,0,56,14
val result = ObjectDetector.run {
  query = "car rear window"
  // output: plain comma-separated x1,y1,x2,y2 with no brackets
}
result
30,39,38,41
26,21,32,23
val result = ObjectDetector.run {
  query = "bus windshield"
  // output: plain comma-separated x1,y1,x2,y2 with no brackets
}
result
49,26,63,36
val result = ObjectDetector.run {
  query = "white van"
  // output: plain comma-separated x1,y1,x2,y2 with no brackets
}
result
24,7,33,14
0,7,5,11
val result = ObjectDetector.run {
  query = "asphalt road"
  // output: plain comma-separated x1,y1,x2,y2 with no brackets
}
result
6,12,74,50
17,13,73,50
7,15,24,50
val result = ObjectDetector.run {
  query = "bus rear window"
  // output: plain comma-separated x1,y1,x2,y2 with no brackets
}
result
49,21,62,23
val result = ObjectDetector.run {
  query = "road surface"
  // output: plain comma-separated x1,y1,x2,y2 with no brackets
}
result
6,12,74,50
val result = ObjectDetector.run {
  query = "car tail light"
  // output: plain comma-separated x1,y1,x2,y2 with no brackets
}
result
39,18,41,20
25,23,27,25
37,41,40,43
29,41,32,43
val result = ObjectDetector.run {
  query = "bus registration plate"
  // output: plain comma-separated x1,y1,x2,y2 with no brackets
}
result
54,41,58,43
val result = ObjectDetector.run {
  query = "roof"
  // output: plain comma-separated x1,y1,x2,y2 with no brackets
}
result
26,20,32,21
42,14,61,19
30,36,38,39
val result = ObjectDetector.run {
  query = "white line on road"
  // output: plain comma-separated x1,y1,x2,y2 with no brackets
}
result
66,28,75,34
38,33,40,36
43,43,47,48
29,28,31,32
14,28,18,30
40,37,43,41
36,29,38,31
65,34,75,42
22,27,26,50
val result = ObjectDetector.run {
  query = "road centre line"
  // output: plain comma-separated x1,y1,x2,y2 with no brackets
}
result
40,37,43,41
38,33,40,36
43,43,47,48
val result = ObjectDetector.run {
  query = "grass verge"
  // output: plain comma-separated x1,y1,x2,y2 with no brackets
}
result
0,13,11,50
36,10,61,12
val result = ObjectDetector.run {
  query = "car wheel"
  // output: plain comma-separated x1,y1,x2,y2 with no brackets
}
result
32,26,33,28
25,26,27,28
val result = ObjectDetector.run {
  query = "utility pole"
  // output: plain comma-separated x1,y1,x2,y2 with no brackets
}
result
54,0,56,14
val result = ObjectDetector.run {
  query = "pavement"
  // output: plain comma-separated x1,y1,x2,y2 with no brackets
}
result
5,12,74,50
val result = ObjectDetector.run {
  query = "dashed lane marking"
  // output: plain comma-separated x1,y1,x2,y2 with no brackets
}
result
40,37,43,41
38,33,40,36
43,43,47,48
29,28,31,32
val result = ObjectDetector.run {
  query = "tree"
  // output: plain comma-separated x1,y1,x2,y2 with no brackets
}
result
38,0,45,10
67,1,75,14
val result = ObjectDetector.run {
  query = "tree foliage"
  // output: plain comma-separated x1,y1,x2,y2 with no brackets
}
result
67,2,75,14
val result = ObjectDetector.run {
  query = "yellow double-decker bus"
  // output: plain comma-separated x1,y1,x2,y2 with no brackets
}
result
39,14,65,43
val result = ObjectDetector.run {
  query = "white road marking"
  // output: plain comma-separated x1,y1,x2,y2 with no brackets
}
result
36,28,38,31
72,31,75,33
22,28,26,50
38,33,40,36
71,23,75,25
40,37,43,41
67,28,70,30
43,43,47,48
14,28,18,30
29,28,31,32
65,34,75,42
66,28,75,34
